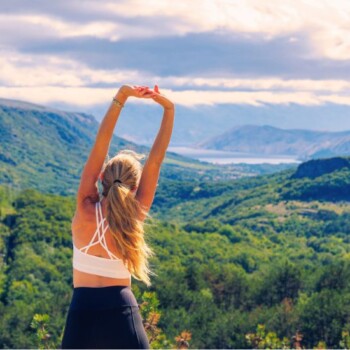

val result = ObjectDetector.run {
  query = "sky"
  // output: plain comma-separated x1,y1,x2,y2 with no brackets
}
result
0,0,350,119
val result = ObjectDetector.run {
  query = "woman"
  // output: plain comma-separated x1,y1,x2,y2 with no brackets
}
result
61,84,175,349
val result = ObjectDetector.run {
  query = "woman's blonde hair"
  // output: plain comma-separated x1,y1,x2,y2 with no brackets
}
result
100,149,155,286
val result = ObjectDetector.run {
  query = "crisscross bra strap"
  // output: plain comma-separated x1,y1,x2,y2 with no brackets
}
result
78,202,119,260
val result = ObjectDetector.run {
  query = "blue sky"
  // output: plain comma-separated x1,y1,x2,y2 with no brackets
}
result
0,0,350,131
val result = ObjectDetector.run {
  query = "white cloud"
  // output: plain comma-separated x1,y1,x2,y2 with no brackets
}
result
0,54,144,87
0,12,185,45
164,76,350,92
0,86,114,106
1,1,350,60
2,52,350,94
103,0,350,60
168,90,333,107
0,14,121,41
1,85,350,108
0,52,350,108
1,52,350,108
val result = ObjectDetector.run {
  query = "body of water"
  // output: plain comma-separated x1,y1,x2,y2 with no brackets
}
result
168,146,301,165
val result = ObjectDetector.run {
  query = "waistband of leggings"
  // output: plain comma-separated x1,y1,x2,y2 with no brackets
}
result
69,285,139,310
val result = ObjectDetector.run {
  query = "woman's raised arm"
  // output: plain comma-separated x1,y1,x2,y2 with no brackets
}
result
135,85,175,219
146,85,175,164
76,85,149,206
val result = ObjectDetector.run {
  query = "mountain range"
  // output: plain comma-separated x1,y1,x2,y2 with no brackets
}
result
85,102,350,147
0,98,215,195
196,125,350,159
2,97,349,197
1,98,291,195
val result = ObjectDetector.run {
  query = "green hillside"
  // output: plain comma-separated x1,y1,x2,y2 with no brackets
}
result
0,99,232,194
0,99,143,195
0,98,293,195
153,157,350,222
1,156,350,348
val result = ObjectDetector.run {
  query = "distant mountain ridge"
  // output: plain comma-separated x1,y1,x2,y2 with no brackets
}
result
1,98,221,195
89,103,350,146
195,125,350,159
3,98,287,195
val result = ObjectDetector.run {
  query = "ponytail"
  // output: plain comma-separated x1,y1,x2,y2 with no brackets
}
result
101,150,156,286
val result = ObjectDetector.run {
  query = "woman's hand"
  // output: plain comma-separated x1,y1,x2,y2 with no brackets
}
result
119,84,174,110
118,85,146,98
141,85,174,110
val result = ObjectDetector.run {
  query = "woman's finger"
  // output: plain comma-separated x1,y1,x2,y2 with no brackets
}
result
139,91,154,98
143,92,153,97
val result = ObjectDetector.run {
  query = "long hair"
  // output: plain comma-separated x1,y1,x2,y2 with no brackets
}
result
100,149,156,286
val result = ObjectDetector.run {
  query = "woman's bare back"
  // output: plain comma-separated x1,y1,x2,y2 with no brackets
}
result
72,199,131,288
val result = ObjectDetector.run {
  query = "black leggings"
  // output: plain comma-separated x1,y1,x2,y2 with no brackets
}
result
61,286,150,349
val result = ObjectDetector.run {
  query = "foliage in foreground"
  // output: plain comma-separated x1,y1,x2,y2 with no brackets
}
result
1,165,350,349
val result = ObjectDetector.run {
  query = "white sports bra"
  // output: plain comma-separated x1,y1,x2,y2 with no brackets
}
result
73,201,131,280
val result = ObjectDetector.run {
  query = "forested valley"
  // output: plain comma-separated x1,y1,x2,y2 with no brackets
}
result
1,157,350,348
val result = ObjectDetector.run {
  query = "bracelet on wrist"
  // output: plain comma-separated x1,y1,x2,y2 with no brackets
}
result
112,97,124,108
